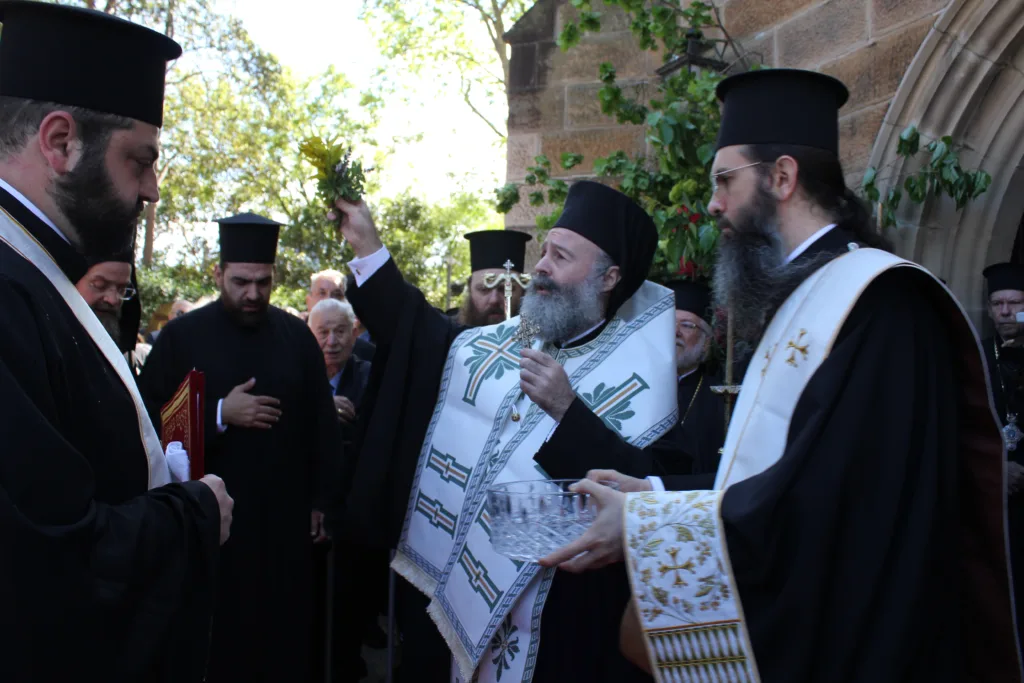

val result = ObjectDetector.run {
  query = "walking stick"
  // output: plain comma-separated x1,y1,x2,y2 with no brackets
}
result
386,549,396,683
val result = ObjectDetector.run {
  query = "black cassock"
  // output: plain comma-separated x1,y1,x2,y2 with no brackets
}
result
534,363,726,491
983,337,1024,652
138,301,342,683
0,187,221,682
702,227,1018,680
343,257,695,683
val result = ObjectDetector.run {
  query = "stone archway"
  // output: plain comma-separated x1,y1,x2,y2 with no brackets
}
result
866,0,1024,325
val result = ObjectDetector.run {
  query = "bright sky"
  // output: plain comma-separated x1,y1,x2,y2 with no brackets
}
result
214,0,507,204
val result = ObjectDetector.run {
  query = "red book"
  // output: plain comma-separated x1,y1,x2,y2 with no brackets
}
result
160,370,206,480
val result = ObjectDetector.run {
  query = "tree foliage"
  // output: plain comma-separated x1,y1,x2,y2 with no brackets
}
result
374,191,503,307
861,124,992,230
498,1,741,282
361,0,532,140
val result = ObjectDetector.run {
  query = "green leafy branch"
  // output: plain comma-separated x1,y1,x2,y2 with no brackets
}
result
861,124,992,229
496,1,738,282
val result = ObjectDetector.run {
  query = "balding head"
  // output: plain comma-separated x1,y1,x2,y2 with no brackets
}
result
307,268,346,313
169,299,194,320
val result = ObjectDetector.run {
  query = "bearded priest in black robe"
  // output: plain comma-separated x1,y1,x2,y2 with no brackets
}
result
541,68,1020,682
334,182,681,683
457,229,531,327
138,213,343,683
0,4,229,682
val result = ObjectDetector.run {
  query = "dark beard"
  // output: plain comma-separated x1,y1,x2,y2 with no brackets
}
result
92,302,122,341
52,142,144,264
221,294,269,328
712,183,828,359
459,294,506,328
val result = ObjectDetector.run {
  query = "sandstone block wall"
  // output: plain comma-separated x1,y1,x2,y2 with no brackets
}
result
503,0,954,264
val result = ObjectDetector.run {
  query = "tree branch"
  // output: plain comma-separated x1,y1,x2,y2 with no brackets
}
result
462,78,506,140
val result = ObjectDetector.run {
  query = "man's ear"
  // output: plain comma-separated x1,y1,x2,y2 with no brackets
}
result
214,264,224,288
37,111,81,175
772,155,800,202
602,265,622,294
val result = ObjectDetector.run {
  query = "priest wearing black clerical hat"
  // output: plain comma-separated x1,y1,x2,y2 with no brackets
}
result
458,229,532,327
982,261,1024,647
540,68,1020,682
331,180,680,683
138,212,344,683
73,244,142,359
0,3,232,682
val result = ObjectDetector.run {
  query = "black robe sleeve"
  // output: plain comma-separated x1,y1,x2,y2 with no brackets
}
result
720,269,973,680
342,257,464,548
138,321,220,447
534,396,720,482
0,280,221,682
534,398,665,479
297,322,345,514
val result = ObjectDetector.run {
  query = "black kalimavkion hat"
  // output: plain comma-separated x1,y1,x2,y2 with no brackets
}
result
216,212,284,264
0,0,182,127
714,68,850,155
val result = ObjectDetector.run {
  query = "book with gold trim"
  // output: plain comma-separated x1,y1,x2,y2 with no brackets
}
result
160,370,205,479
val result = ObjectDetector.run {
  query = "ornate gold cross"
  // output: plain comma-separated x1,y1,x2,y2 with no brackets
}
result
785,329,809,366
659,547,695,587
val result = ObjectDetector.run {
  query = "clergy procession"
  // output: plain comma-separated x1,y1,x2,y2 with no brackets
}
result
2,1,1024,683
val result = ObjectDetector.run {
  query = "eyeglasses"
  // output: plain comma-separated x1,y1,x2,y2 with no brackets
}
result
89,279,136,301
710,160,765,196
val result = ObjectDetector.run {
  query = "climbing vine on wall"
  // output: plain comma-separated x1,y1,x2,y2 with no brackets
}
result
861,124,992,229
496,1,993,284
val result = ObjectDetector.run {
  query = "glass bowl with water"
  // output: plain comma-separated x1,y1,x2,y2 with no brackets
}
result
485,479,619,563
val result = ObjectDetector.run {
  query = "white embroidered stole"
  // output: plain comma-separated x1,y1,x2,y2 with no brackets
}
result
0,208,170,489
394,281,679,683
624,248,934,682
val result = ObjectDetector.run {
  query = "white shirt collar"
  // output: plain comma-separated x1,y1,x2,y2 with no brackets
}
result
0,177,70,243
785,224,836,264
677,366,698,382
563,319,606,346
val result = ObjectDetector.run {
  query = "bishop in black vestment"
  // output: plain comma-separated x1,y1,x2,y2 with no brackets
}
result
335,182,684,683
0,5,224,682
981,262,1024,652
138,213,343,683
542,68,1020,681
534,277,726,493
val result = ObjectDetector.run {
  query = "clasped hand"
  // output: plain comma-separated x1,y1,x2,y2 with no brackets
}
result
519,349,575,421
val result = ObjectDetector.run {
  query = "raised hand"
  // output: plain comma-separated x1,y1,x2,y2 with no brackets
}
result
222,378,282,430
333,198,383,258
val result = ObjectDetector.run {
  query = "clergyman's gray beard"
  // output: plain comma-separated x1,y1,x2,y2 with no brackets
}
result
676,342,705,373
520,272,605,344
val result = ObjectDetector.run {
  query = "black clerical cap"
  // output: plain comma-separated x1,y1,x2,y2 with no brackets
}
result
984,263,1024,294
464,230,531,273
714,69,850,155
664,279,712,323
0,1,183,127
553,180,657,316
217,212,283,264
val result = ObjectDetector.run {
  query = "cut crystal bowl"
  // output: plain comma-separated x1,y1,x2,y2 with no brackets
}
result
485,479,618,563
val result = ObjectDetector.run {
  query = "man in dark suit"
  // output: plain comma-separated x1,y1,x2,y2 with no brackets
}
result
307,297,377,681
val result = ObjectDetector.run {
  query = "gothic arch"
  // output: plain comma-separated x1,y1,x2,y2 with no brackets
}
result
865,0,1024,324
